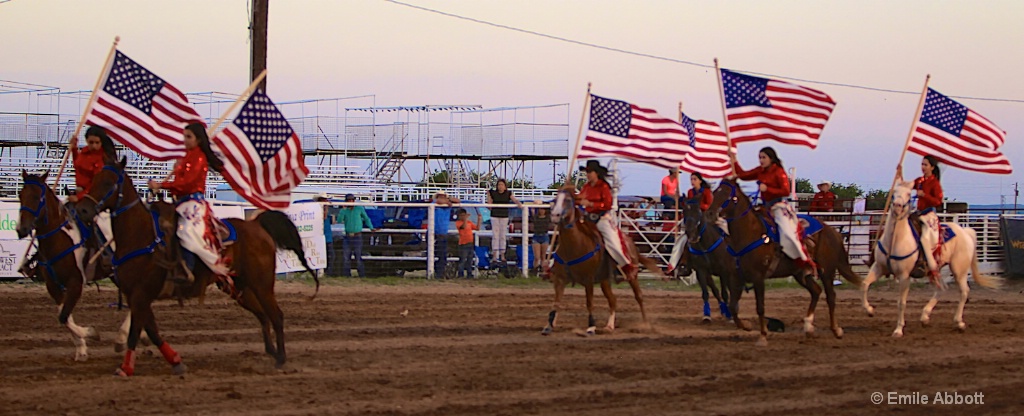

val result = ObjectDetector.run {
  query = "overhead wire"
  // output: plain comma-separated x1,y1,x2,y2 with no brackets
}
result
382,0,1024,104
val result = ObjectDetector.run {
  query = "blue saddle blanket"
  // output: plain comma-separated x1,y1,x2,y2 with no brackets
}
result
219,219,237,244
940,224,956,243
796,214,824,238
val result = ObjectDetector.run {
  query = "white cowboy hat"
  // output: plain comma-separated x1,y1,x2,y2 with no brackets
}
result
316,192,330,200
817,180,832,187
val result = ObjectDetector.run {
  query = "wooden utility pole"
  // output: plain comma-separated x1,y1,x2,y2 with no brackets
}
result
250,0,269,91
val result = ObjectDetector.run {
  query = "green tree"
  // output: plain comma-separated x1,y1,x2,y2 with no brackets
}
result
795,177,813,194
548,170,585,189
865,189,889,210
830,182,864,200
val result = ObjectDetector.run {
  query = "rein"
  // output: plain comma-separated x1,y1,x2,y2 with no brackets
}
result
89,166,165,269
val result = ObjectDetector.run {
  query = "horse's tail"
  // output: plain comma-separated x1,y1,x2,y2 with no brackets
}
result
969,247,1003,290
824,225,863,286
256,210,320,299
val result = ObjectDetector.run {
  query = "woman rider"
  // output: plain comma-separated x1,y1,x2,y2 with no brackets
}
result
729,146,815,276
896,155,944,278
147,123,229,282
575,160,638,281
667,172,714,274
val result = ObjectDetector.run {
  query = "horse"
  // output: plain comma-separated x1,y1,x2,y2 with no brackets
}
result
679,200,733,323
75,158,318,376
708,178,863,346
861,181,1002,336
16,171,101,361
541,185,657,336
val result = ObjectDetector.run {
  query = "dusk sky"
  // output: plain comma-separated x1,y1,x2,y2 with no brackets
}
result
3,0,1022,204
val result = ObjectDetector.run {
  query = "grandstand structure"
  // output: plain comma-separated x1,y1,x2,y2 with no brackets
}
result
0,82,570,202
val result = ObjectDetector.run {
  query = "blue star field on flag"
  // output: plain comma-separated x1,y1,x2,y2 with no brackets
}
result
102,51,166,115
232,90,294,163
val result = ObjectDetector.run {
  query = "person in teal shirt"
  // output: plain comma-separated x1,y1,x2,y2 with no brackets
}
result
337,194,375,277
317,193,337,276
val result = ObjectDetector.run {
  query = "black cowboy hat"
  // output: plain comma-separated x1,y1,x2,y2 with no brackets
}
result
579,160,609,175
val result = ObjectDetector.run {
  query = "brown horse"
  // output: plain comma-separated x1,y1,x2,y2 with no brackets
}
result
708,178,862,346
541,186,655,336
75,158,318,376
680,199,733,323
16,171,104,361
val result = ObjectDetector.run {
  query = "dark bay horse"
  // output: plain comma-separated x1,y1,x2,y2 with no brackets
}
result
75,158,318,376
16,171,102,361
680,200,733,324
709,178,862,346
542,186,656,336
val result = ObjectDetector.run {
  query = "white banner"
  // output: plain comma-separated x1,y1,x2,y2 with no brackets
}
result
274,202,326,273
0,202,34,278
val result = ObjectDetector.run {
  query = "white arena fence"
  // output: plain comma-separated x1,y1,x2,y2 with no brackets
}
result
1,195,1018,281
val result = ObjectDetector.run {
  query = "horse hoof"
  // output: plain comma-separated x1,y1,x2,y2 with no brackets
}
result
584,326,597,337
603,325,615,333
755,337,768,347
74,353,89,362
832,327,844,339
804,329,816,338
892,331,904,338
172,363,188,376
921,318,931,327
114,343,125,353
865,306,875,317
956,322,967,332
87,327,100,341
701,316,712,325
541,326,553,336
114,368,130,378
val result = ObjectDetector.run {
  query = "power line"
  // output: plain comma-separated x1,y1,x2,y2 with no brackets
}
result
382,0,1024,104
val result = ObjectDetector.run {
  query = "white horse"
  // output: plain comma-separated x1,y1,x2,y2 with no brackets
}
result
916,210,1003,330
861,181,939,337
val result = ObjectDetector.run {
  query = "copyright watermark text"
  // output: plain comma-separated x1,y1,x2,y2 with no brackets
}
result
871,391,985,405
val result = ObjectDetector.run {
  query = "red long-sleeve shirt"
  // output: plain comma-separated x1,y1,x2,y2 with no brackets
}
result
733,162,790,203
914,175,943,211
578,180,613,213
687,187,713,211
810,191,836,212
72,146,105,198
161,147,208,198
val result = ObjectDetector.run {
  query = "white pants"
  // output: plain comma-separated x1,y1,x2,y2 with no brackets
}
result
176,199,229,275
491,217,509,259
596,213,630,266
771,202,808,262
669,234,688,268
96,211,115,250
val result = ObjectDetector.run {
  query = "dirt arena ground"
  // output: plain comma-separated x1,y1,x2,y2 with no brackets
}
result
1,278,1023,416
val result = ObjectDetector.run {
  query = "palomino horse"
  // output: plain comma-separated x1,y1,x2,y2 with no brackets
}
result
541,186,656,336
76,158,318,376
709,178,863,346
16,171,100,361
680,199,732,323
861,181,1002,336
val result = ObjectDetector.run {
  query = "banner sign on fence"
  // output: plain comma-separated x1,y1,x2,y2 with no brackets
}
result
274,202,326,273
1000,217,1024,278
0,202,34,278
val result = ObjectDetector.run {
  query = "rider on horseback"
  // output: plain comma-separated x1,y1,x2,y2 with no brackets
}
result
667,172,714,275
896,155,944,278
728,146,816,277
575,160,638,281
69,126,117,278
147,123,230,282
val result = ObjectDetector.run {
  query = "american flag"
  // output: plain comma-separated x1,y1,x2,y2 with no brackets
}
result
210,90,309,210
909,88,1012,174
721,69,836,149
579,94,690,169
84,50,203,160
678,112,733,178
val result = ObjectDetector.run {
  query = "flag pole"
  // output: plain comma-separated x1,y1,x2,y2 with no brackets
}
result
52,36,120,191
714,58,737,176
882,74,931,214
674,101,683,235
544,82,592,273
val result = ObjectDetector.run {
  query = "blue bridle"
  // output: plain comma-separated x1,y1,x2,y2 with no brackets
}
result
19,178,84,292
82,165,164,269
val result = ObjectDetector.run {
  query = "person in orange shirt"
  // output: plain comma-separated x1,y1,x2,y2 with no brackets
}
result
660,168,681,208
454,208,480,278
148,123,229,281
729,146,814,276
576,160,637,281
810,181,836,212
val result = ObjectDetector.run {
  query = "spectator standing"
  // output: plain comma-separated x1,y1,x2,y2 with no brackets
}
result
337,193,374,277
454,208,480,278
486,179,523,264
810,181,836,212
530,200,552,275
433,191,460,278
661,168,681,209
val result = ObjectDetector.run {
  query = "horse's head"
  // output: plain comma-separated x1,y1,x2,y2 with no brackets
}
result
709,177,747,221
890,180,914,219
17,170,51,239
75,156,128,224
681,199,705,243
550,185,577,227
